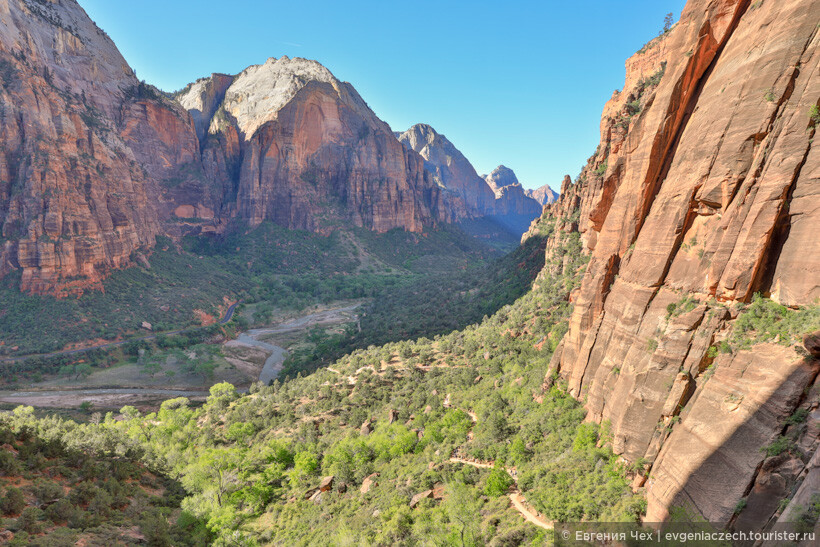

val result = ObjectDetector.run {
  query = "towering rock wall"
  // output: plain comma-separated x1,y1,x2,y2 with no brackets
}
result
396,124,548,226
537,0,820,528
0,0,181,295
0,1,464,294
397,123,496,216
177,58,452,234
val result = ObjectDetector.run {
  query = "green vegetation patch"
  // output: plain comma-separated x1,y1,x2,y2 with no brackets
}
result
728,294,820,351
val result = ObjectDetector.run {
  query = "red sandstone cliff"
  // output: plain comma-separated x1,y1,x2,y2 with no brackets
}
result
534,0,820,528
0,0,168,295
175,58,453,234
0,2,460,293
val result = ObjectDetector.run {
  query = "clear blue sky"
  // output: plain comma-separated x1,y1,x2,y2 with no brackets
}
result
78,0,686,191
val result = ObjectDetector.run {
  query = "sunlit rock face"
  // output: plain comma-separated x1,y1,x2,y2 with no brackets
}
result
0,0,167,295
397,123,495,217
536,0,820,527
177,57,452,234
0,0,460,293
525,183,557,206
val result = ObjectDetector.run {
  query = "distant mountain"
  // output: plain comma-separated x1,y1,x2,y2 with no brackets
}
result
396,124,496,216
0,0,467,294
397,127,543,229
525,181,559,206
173,56,459,233
481,166,543,218
483,165,520,194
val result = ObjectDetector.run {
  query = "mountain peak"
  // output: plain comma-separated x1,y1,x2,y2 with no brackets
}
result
175,56,371,139
484,165,520,193
525,183,558,206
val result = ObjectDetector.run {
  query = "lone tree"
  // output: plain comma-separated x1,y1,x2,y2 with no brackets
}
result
662,12,674,34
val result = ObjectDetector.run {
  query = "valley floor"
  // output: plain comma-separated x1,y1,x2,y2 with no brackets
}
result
0,302,362,410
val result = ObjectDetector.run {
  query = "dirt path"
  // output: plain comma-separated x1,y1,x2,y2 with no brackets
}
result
446,404,553,531
509,492,552,530
448,457,492,469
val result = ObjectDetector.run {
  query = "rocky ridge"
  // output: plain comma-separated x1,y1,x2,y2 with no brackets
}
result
530,0,820,531
396,124,547,225
483,165,519,194
396,123,496,216
525,183,558,206
176,56,452,233
0,0,485,294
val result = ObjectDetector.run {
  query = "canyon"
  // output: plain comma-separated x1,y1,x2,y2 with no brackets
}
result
0,0,543,296
0,0,817,538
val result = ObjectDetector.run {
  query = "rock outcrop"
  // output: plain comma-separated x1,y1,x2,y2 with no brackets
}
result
525,183,558,206
397,123,496,216
536,0,820,528
483,165,519,194
397,124,546,227
483,165,543,218
493,182,543,218
176,57,451,234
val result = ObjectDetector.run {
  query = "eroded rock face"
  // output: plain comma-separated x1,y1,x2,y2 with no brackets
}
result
174,73,234,142
645,346,817,524
538,0,820,527
0,0,165,295
177,57,452,233
397,123,496,216
0,3,463,293
493,182,543,218
525,184,558,206
483,165,520,194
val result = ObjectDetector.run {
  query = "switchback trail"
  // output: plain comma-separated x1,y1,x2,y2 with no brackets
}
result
446,399,553,532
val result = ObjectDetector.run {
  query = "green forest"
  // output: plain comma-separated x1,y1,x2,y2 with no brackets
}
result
0,221,502,357
2,215,818,545
0,217,637,546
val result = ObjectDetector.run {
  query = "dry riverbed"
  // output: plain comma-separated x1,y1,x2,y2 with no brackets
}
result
0,303,361,410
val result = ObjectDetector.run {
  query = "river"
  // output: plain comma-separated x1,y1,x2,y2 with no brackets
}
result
0,303,361,409
230,303,361,384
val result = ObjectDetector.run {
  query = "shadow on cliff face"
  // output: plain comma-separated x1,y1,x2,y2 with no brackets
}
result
645,347,820,534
